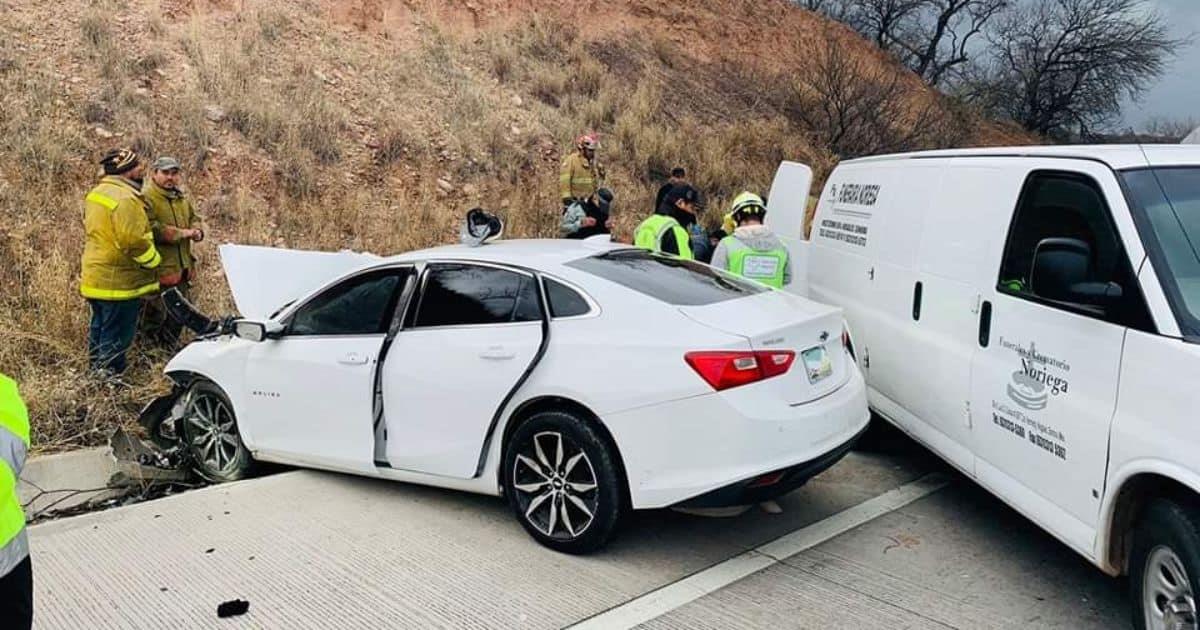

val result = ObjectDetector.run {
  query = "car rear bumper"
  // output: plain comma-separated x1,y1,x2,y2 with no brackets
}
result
605,365,870,509
671,423,867,508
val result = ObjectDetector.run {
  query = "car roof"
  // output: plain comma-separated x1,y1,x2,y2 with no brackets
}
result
383,238,631,270
840,144,1200,170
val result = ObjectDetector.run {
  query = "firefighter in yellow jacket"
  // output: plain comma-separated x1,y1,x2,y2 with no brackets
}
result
80,148,161,375
0,373,32,628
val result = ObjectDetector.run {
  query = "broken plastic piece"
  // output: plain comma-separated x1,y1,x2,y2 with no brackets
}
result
217,599,250,618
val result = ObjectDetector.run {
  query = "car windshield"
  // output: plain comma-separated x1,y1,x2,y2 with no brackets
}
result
567,249,767,306
1122,167,1200,337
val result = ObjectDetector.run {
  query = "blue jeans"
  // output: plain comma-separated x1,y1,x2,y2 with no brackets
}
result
87,299,141,374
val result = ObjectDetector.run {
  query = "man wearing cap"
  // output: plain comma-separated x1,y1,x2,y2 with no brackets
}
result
634,183,702,260
81,148,161,376
141,156,204,347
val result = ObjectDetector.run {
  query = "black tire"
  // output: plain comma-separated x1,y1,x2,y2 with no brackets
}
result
1130,498,1200,630
503,410,623,554
180,380,253,483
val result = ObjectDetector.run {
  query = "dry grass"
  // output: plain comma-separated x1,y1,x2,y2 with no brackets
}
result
0,0,1015,452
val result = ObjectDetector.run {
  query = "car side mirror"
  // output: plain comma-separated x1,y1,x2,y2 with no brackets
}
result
1030,238,1091,302
233,319,282,342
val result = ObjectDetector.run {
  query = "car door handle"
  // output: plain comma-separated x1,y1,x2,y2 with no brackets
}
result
480,347,516,360
338,352,370,365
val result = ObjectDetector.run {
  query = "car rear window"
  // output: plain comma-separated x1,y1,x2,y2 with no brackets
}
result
566,249,767,306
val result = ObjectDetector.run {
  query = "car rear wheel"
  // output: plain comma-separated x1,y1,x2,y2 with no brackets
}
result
503,410,622,554
180,380,252,483
1131,498,1200,630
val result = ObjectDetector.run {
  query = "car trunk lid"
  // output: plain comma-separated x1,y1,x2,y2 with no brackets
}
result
678,291,847,405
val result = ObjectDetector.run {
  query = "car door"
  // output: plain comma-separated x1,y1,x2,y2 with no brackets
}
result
968,166,1155,552
381,262,545,479
242,267,412,473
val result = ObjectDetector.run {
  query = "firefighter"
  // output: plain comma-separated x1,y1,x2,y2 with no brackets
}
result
558,133,611,237
142,156,204,348
711,192,792,289
0,373,32,629
80,148,161,376
634,184,701,260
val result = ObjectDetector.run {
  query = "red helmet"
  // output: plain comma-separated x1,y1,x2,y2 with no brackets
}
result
576,133,599,151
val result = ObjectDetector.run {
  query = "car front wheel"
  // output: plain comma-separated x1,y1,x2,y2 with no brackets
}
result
180,380,252,483
503,410,623,554
1132,498,1200,630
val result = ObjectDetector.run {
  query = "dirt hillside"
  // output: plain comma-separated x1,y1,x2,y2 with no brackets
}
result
0,0,1029,449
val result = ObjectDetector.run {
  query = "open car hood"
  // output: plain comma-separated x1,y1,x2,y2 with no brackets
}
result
219,244,380,319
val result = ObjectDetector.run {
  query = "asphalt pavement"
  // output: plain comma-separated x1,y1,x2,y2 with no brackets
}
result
27,430,1131,629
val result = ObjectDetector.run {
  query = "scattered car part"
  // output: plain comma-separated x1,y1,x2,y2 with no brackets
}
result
217,599,250,618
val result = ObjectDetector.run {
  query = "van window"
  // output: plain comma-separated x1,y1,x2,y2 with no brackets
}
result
997,171,1153,330
1122,167,1200,337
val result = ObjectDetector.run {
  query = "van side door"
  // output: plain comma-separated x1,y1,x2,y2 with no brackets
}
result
968,163,1154,555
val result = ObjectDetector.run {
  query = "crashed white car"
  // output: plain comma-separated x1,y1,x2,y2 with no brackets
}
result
148,239,869,553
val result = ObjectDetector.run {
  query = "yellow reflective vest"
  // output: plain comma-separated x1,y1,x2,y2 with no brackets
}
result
80,176,161,300
0,373,30,578
634,214,694,260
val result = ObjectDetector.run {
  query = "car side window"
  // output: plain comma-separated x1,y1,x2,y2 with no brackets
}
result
997,171,1152,330
288,270,405,336
415,264,541,327
545,278,591,318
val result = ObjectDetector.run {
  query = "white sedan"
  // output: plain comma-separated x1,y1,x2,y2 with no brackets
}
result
149,239,869,553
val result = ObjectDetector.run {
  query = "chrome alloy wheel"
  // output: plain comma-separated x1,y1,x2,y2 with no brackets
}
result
511,431,599,540
1144,546,1199,630
184,392,242,476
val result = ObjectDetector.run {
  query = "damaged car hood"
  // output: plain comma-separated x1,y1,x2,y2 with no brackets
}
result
219,244,380,319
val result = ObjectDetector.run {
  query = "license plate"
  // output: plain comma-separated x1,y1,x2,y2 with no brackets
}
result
801,346,833,384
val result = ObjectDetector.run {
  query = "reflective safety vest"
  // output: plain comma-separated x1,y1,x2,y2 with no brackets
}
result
0,373,30,578
634,215,694,260
724,237,788,288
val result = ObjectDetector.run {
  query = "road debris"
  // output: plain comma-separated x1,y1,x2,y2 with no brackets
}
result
217,599,250,619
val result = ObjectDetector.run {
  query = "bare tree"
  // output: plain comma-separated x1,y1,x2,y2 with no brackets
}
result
963,0,1185,138
791,33,966,158
896,0,1008,86
1142,117,1200,143
806,0,1010,87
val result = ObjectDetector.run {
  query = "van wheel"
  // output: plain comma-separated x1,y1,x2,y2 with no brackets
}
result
503,410,623,554
1131,498,1200,630
180,380,252,483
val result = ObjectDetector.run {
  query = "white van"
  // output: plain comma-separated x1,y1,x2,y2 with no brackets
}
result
768,146,1200,629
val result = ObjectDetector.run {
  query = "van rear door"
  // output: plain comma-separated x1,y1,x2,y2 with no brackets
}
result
765,161,813,296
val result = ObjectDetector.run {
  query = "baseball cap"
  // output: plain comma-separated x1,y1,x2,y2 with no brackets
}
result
152,156,183,172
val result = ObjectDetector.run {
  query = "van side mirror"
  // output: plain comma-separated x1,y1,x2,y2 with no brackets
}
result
1031,238,1090,301
1030,238,1122,307
233,319,282,342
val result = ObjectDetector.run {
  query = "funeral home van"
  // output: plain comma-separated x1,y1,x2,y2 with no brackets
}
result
767,146,1200,629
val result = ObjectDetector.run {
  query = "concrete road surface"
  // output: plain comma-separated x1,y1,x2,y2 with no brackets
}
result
28,432,1130,629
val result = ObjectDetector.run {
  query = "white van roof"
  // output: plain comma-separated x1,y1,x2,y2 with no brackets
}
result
842,144,1200,170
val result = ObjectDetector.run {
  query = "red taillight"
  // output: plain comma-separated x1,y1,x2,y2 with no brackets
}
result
684,350,796,391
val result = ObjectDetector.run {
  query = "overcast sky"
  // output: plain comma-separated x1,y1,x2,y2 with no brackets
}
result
1122,0,1200,129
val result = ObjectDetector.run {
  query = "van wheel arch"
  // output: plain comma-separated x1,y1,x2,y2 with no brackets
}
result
501,397,631,512
1108,474,1199,574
